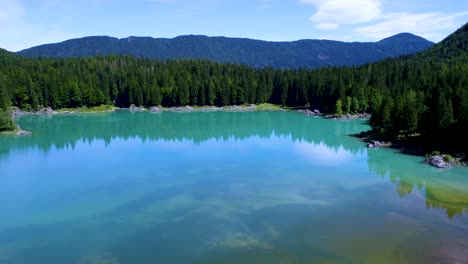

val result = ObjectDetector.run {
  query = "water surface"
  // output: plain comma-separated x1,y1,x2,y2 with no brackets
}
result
1,111,467,264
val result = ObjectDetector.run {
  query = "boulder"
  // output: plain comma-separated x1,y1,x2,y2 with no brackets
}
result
129,104,145,111
424,155,452,169
38,107,55,115
300,109,320,116
367,140,391,149
150,106,162,113
17,130,32,136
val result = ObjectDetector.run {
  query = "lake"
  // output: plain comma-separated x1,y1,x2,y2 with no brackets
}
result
1,111,467,264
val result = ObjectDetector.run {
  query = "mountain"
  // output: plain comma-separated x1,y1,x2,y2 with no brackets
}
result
414,23,468,62
17,34,434,69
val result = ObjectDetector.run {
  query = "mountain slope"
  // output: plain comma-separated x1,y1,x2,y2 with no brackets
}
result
18,34,434,69
414,23,468,62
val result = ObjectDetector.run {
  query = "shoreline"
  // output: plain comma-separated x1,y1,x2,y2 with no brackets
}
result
10,103,288,119
5,105,466,168
5,104,289,136
357,130,468,168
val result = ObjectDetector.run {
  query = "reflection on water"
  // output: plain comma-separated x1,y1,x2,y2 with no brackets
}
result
0,111,467,264
368,148,468,219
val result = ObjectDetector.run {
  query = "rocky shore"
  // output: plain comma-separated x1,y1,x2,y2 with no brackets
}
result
297,109,321,116
358,129,467,169
4,104,286,137
11,107,56,120
10,104,286,118
296,109,371,120
367,140,392,149
325,113,371,120
130,104,284,113
423,153,466,169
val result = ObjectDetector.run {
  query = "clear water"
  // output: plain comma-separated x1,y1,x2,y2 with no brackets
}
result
0,111,467,264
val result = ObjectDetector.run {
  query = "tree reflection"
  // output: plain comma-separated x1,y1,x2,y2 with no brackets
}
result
368,148,468,219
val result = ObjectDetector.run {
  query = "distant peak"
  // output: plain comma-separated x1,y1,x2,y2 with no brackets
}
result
377,33,434,46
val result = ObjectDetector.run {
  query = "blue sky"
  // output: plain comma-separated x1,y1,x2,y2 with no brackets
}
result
1,0,467,51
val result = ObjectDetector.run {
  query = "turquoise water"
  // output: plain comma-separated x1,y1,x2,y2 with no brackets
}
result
0,111,467,264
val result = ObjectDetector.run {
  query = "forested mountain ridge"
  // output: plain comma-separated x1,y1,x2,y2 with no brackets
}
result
17,33,434,69
1,24,467,154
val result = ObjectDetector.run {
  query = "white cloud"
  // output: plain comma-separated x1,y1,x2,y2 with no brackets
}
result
300,0,382,29
354,12,468,41
300,0,468,42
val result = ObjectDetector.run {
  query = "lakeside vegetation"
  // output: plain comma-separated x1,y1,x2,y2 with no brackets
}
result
56,104,118,113
0,24,467,155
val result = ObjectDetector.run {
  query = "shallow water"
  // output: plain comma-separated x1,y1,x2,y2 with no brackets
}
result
0,111,467,264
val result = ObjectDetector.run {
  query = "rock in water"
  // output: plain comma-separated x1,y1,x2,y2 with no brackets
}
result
424,155,452,169
367,140,390,149
17,130,32,136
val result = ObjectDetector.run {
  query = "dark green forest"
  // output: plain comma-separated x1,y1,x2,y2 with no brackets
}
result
1,24,467,153
18,33,433,69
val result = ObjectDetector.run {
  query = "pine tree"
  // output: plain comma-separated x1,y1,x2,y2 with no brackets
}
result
335,99,343,117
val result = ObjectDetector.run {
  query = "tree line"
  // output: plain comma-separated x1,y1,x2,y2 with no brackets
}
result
0,25,467,152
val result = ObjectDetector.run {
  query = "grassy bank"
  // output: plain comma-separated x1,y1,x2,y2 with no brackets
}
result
56,105,118,113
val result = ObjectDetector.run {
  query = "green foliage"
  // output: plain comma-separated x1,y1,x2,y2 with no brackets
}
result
57,105,117,113
335,99,343,116
345,96,352,114
352,97,360,114
443,155,454,163
0,109,14,132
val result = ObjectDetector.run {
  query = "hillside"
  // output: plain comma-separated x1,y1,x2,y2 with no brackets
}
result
17,34,434,69
413,23,468,62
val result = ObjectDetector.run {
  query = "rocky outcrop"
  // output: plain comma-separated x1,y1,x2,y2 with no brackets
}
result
299,109,321,116
149,106,163,113
129,104,146,112
224,105,257,112
165,105,265,112
424,155,453,169
168,106,194,112
326,113,371,120
16,130,32,136
367,140,392,149
11,107,57,119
